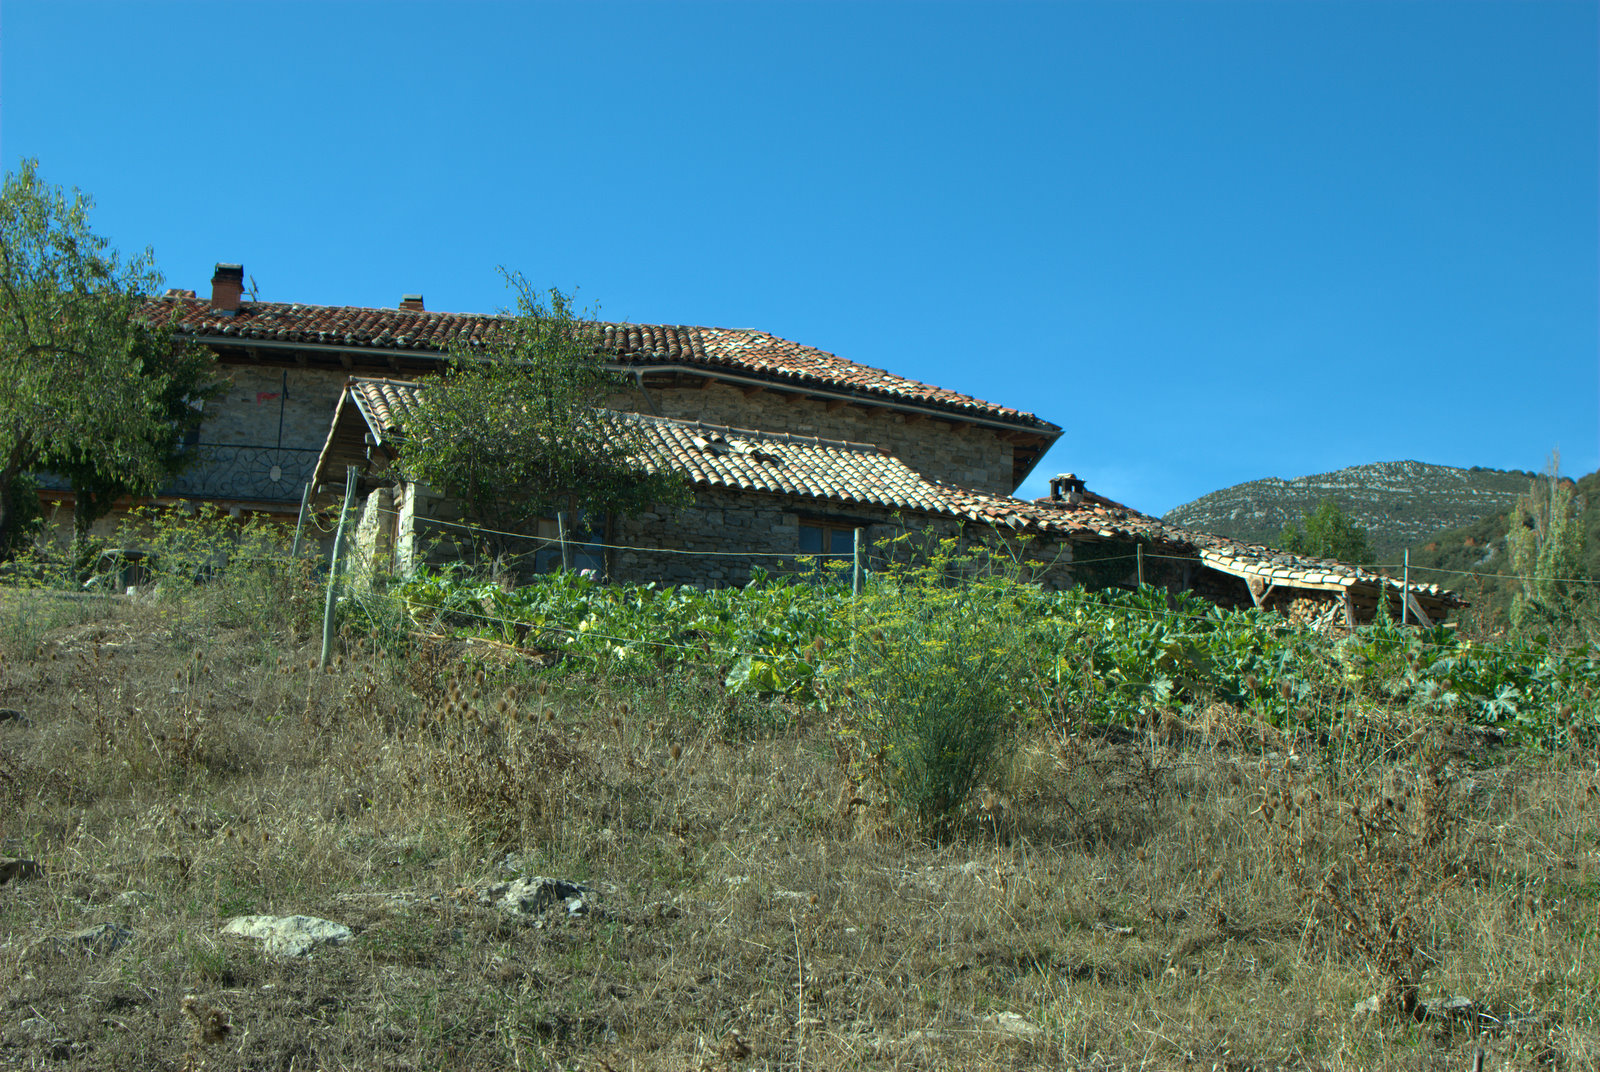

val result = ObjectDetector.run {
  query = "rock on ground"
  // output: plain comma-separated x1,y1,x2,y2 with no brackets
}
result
222,914,352,957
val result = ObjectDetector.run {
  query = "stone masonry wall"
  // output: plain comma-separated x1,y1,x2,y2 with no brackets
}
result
606,381,1019,494
608,487,1082,589
351,487,395,591
1188,567,1257,612
168,365,352,504
198,366,350,449
383,482,1204,598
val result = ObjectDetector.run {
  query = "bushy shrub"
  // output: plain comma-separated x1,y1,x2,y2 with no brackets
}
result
839,539,1033,828
113,503,321,639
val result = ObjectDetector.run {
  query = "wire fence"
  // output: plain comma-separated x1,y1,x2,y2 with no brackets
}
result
276,475,1600,593
45,485,1588,675
307,502,1598,672
298,493,1600,612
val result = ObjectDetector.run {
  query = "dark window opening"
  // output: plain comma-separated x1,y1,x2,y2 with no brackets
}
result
532,512,605,575
798,522,857,570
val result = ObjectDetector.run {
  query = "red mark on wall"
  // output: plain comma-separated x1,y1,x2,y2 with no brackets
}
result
256,392,281,404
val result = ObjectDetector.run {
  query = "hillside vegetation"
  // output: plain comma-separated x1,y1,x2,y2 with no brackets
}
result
1,515,1597,1071
1403,470,1600,633
1164,461,1534,557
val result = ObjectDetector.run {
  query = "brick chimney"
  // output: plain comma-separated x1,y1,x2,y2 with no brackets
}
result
399,294,425,311
210,263,244,314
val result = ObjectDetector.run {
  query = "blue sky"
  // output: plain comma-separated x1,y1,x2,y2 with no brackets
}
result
3,1,1595,514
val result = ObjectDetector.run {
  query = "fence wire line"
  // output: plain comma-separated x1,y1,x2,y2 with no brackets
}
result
103,490,1599,608
304,502,1600,588
331,503,1147,567
324,500,1600,621
289,495,1600,605
294,500,1600,670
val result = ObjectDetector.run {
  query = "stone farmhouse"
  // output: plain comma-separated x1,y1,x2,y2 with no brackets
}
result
45,263,1459,626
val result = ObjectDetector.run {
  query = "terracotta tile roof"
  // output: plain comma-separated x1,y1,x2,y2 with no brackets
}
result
343,375,1453,606
1179,529,1462,606
151,296,1056,431
344,378,1170,544
1023,488,1461,606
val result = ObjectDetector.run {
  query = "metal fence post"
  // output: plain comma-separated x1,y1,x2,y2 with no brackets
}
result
557,512,573,571
852,528,863,597
319,465,359,669
290,482,313,558
1402,548,1410,625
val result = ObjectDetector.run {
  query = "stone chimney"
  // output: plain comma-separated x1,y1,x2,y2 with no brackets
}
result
399,294,425,311
210,263,244,314
1049,473,1086,505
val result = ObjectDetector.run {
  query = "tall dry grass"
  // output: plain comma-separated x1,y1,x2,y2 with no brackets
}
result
0,574,1596,1070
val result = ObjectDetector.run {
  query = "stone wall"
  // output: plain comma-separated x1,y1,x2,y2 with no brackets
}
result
606,381,1019,494
351,487,395,591
198,366,350,448
167,365,351,504
377,480,1217,599
609,488,1093,589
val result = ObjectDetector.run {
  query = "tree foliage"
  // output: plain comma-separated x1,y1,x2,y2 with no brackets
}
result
397,273,687,567
45,329,218,544
1508,455,1591,641
0,159,220,552
1278,498,1375,564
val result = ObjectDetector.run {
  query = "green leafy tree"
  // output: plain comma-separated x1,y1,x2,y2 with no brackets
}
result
397,272,687,569
1508,454,1590,641
0,159,220,554
1279,498,1375,563
44,328,219,549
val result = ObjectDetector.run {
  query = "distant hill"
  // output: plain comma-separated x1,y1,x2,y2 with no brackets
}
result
1162,461,1537,558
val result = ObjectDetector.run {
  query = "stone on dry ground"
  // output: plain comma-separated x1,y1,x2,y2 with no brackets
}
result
222,914,353,957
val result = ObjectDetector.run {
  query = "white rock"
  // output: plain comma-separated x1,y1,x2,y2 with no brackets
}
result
223,914,352,957
477,876,593,916
983,1011,1042,1037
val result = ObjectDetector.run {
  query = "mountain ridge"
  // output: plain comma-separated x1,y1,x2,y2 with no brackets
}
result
1162,460,1536,557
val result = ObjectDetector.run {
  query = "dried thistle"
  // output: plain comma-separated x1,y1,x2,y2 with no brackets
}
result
181,994,232,1059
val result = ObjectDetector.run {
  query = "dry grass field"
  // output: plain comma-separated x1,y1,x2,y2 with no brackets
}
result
1,588,1597,1071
